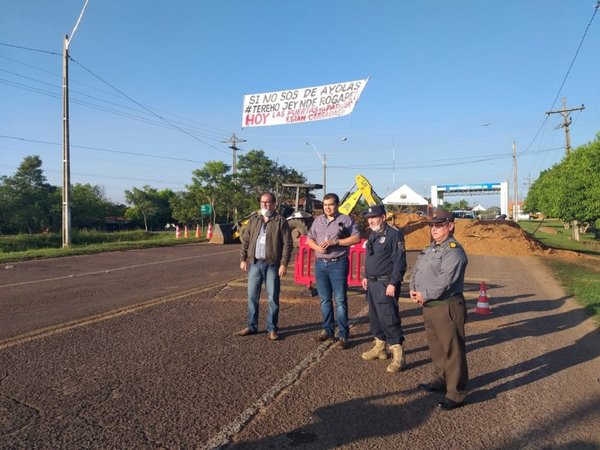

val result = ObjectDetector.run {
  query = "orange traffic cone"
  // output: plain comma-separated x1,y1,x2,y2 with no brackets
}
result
195,224,201,239
207,223,213,240
475,281,492,315
175,225,181,239
184,225,190,238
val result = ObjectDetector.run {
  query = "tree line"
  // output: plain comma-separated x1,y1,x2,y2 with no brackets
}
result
0,150,305,234
524,134,600,233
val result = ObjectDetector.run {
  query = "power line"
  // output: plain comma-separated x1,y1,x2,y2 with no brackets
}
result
522,2,599,156
0,135,206,163
68,57,231,156
0,41,60,56
1,41,233,153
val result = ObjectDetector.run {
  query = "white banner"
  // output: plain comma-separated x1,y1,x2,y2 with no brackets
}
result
242,78,369,127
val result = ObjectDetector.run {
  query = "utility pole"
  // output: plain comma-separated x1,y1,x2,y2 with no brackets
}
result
223,133,246,223
545,97,585,155
62,0,89,248
545,97,585,240
512,140,518,222
62,34,71,247
223,133,246,176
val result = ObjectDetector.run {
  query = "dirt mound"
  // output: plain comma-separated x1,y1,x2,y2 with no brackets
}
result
392,214,431,250
453,220,549,256
392,213,554,257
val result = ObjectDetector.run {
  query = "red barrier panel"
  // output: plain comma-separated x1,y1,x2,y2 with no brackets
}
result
294,235,366,289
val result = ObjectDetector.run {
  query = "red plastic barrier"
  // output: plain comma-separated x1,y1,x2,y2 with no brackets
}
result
294,235,366,289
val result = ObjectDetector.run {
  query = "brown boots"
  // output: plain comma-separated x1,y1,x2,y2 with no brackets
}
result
361,337,388,361
386,344,406,373
362,338,406,373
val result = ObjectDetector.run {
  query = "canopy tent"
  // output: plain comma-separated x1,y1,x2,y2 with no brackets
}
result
382,184,428,206
472,204,486,212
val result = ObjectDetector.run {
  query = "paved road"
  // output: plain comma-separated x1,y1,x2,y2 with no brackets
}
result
1,245,599,449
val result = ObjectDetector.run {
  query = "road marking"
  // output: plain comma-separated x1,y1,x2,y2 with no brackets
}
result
0,278,242,351
200,303,370,449
0,249,240,289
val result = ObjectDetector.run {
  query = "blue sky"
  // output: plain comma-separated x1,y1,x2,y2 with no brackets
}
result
2,1,599,208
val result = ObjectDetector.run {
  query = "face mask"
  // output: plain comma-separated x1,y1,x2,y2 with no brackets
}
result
369,223,383,233
261,208,271,217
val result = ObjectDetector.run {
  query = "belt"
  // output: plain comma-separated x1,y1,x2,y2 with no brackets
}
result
424,293,464,307
316,257,343,262
368,275,391,282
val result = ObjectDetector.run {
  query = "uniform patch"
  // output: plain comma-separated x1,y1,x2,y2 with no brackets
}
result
449,242,457,248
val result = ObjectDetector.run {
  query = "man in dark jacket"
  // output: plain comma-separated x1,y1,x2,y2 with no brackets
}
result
360,204,407,373
237,192,293,341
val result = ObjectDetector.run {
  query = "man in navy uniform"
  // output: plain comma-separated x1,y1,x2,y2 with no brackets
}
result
361,204,408,373
410,209,469,410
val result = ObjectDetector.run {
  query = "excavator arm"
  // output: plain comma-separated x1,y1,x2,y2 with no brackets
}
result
339,174,383,215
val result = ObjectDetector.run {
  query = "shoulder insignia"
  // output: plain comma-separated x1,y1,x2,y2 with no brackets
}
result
449,242,457,248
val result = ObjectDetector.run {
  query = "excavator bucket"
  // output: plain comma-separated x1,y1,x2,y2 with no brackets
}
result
210,223,239,244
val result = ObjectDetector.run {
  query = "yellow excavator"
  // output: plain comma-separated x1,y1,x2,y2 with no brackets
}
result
338,174,383,215
210,174,383,245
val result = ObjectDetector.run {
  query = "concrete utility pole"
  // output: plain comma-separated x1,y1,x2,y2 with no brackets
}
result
545,97,585,155
223,133,246,176
62,0,90,248
223,133,246,223
62,35,71,247
512,140,518,222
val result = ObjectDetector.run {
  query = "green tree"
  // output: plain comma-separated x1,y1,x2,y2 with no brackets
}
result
189,161,237,223
525,134,600,233
237,150,306,199
124,185,161,231
556,137,600,227
69,184,111,230
0,155,56,234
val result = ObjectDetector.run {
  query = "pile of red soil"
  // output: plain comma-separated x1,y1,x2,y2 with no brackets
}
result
392,214,553,256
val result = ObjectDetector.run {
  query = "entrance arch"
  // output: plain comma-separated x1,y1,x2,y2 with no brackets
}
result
430,182,508,216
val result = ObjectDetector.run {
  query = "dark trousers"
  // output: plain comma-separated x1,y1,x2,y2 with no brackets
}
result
423,294,468,403
367,280,404,345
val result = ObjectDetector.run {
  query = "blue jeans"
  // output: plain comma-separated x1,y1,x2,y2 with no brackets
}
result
315,258,349,339
247,261,280,333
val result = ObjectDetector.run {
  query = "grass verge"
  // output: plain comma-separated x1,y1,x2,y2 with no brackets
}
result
0,231,203,263
543,258,600,327
519,219,600,326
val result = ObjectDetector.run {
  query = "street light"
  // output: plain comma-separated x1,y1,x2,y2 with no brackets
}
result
305,142,326,198
305,138,347,199
483,123,518,221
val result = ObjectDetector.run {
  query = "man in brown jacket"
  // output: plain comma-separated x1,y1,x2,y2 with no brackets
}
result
237,192,293,341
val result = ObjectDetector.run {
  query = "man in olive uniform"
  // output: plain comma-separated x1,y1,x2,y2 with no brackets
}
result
410,209,469,410
361,204,408,373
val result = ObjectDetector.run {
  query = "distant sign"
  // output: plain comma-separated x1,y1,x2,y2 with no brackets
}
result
242,78,369,127
437,183,502,193
200,204,212,215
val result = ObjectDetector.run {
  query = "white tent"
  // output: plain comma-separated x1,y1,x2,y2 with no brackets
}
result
472,204,486,212
382,184,428,206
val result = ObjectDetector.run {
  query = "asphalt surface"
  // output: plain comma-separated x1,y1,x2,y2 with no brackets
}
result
1,244,599,449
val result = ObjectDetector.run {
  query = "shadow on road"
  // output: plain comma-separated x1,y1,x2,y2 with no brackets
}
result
227,390,436,449
467,294,599,403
